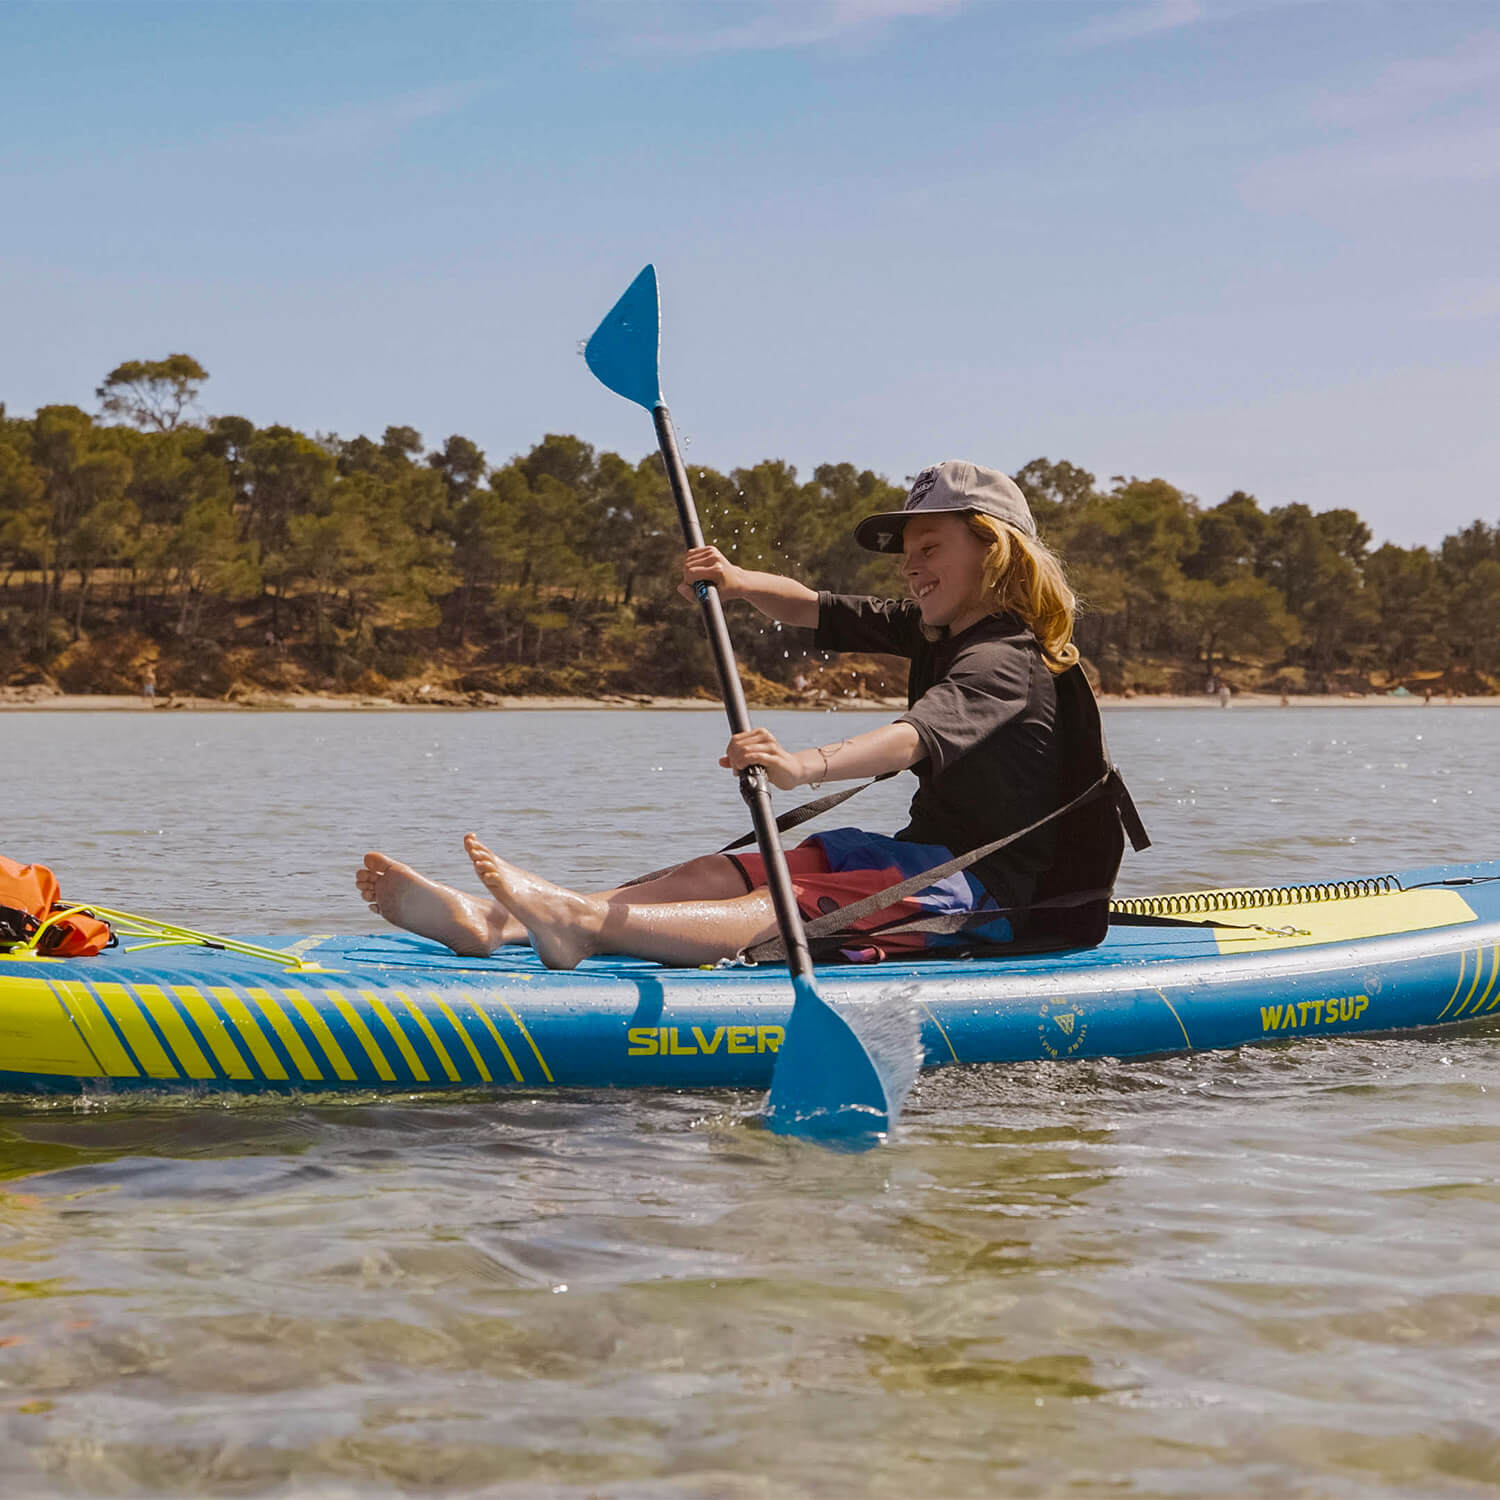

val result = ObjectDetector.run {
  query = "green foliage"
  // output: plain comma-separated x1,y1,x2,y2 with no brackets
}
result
2,358,1498,698
1013,458,1100,531
1184,491,1267,583
95,354,208,432
1177,576,1298,684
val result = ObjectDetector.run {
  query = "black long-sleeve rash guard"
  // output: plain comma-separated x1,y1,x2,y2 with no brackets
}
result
813,591,1061,910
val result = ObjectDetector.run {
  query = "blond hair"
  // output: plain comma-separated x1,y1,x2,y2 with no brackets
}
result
964,513,1080,673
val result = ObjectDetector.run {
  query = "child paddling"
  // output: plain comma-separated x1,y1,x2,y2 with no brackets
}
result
357,461,1138,969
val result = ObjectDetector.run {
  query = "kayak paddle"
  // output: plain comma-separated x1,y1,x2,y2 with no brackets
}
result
584,265,918,1141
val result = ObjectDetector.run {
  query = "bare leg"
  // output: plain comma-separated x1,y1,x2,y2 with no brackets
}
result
355,853,515,955
598,856,748,903
356,851,750,955
465,834,779,970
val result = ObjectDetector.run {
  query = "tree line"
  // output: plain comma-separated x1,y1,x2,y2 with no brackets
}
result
1,355,1497,701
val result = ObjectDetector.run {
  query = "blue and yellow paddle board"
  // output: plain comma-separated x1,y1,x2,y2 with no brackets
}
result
2,860,1497,1097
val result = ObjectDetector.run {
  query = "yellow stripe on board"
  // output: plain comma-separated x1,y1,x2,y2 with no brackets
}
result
1459,946,1500,1018
1437,949,1467,1020
459,991,524,1082
54,980,139,1078
323,989,396,1082
171,986,253,1080
394,991,461,1083
0,976,108,1077
92,981,179,1080
491,996,554,1083
280,987,357,1082
1153,987,1194,1050
1451,950,1486,1021
208,987,287,1080
244,987,323,1082
361,990,428,1082
429,993,492,1083
915,1000,958,1063
280,934,333,960
1483,948,1500,1013
131,983,215,1080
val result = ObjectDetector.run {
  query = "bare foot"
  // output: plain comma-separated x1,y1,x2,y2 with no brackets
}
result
355,852,511,957
464,834,601,971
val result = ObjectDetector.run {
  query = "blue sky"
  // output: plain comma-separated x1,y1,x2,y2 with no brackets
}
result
2,0,1496,546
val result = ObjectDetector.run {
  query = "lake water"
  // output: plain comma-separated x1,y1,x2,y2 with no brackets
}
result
2,705,1497,1497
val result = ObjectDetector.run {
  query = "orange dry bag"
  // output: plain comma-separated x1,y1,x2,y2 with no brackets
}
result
0,857,115,957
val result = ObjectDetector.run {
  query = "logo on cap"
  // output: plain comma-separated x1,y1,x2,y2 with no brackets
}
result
906,468,938,509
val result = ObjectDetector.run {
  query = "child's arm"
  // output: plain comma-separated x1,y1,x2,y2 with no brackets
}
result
679,547,820,628
722,722,923,791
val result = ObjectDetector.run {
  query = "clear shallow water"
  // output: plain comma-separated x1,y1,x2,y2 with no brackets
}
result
1,705,1497,1497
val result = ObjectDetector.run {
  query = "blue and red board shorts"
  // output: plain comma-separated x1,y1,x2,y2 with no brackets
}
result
727,826,1014,962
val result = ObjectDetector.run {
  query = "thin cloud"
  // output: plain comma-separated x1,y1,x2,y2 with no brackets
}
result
245,83,485,155
1314,32,1500,127
1242,120,1500,211
1425,279,1500,323
1062,0,1322,52
1241,32,1500,214
1066,0,1203,50
611,0,966,57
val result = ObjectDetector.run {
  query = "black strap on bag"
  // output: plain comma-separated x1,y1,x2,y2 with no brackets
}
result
0,903,41,949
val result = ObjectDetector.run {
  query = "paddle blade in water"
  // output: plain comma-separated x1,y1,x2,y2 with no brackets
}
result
763,976,922,1142
585,265,663,411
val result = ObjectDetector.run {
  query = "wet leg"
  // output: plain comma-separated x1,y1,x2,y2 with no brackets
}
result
355,852,523,954
356,852,746,956
464,835,779,970
593,854,749,907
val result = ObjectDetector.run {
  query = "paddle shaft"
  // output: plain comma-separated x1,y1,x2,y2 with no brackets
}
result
651,403,817,982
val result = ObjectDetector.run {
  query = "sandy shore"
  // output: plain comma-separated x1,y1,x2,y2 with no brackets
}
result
3,687,1497,712
0,689,731,712
1096,692,1499,709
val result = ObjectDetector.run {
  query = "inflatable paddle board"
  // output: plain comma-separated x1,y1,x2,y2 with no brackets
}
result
1,860,1496,1097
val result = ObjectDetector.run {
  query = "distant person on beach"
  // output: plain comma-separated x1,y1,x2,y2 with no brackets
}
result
1218,683,1231,709
354,461,1137,969
141,666,156,700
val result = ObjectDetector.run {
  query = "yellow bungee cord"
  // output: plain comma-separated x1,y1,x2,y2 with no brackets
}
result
8,903,332,974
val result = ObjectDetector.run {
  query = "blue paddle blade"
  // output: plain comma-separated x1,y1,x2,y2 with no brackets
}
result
763,975,894,1142
585,265,663,411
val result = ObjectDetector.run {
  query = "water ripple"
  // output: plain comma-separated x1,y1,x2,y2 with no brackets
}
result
2,707,1499,1495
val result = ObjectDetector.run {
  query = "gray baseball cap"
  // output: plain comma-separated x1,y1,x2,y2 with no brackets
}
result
853,460,1037,552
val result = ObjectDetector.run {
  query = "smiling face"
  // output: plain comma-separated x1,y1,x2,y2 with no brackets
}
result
901,512,993,634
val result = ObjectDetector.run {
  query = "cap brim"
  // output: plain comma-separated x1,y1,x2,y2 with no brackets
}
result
852,503,973,553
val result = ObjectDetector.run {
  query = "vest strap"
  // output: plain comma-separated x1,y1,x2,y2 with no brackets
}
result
740,771,1121,963
620,772,901,888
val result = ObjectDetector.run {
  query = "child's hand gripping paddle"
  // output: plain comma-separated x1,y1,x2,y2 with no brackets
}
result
584,265,918,1141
